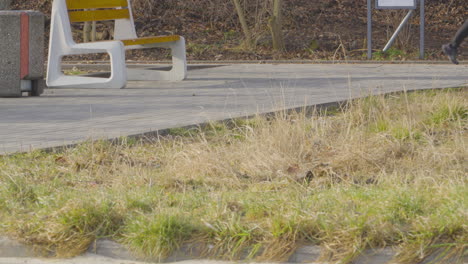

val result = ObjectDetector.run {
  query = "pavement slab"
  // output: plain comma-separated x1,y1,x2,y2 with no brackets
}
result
0,63,466,154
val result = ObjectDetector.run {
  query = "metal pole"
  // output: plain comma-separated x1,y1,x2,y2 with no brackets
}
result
382,9,414,52
420,0,425,59
367,0,372,59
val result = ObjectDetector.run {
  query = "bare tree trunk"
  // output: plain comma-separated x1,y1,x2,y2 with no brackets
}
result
232,0,254,49
269,0,285,51
83,21,91,42
91,21,97,41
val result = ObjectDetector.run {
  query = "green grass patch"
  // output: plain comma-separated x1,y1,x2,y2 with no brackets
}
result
123,214,195,261
371,48,413,61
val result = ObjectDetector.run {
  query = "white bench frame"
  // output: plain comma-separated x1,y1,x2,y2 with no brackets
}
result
46,0,187,89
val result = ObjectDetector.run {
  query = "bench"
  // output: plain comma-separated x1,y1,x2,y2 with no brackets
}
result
46,0,187,89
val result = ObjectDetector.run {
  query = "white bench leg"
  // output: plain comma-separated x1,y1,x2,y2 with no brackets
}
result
46,0,128,89
47,42,127,89
169,37,188,81
127,37,187,81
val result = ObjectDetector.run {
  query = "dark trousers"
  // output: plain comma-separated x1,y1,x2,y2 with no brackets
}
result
451,19,468,49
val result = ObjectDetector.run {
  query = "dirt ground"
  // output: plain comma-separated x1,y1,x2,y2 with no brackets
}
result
11,0,468,61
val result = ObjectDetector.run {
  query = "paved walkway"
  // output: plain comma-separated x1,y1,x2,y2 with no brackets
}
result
0,257,248,264
0,63,466,154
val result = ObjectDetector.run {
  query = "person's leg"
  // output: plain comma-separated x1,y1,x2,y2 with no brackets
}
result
442,19,468,65
451,19,468,49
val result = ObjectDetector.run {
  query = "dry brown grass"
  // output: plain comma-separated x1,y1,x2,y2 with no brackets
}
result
0,88,466,263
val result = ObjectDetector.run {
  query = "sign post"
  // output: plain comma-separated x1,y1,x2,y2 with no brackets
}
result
367,0,425,59
367,0,372,59
419,0,424,59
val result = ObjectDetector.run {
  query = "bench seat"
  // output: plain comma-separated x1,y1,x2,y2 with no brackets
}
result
121,35,181,47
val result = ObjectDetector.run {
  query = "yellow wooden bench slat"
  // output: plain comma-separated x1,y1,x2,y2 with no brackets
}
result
66,0,128,10
69,9,130,22
121,36,181,46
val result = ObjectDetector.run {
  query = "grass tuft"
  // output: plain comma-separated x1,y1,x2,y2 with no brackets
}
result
10,198,124,257
122,214,194,260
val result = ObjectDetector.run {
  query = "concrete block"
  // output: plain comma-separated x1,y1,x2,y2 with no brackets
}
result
419,247,467,264
31,79,45,96
288,245,322,263
0,236,36,257
26,12,44,80
86,239,136,261
351,247,396,264
0,10,45,97
165,242,205,262
0,11,21,97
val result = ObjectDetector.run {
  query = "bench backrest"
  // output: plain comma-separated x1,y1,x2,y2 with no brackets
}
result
66,0,130,22
64,0,137,40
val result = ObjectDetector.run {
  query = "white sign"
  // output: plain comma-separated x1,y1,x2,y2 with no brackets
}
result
376,0,416,9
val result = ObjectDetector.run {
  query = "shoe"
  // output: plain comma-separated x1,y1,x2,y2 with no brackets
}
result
442,44,459,65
